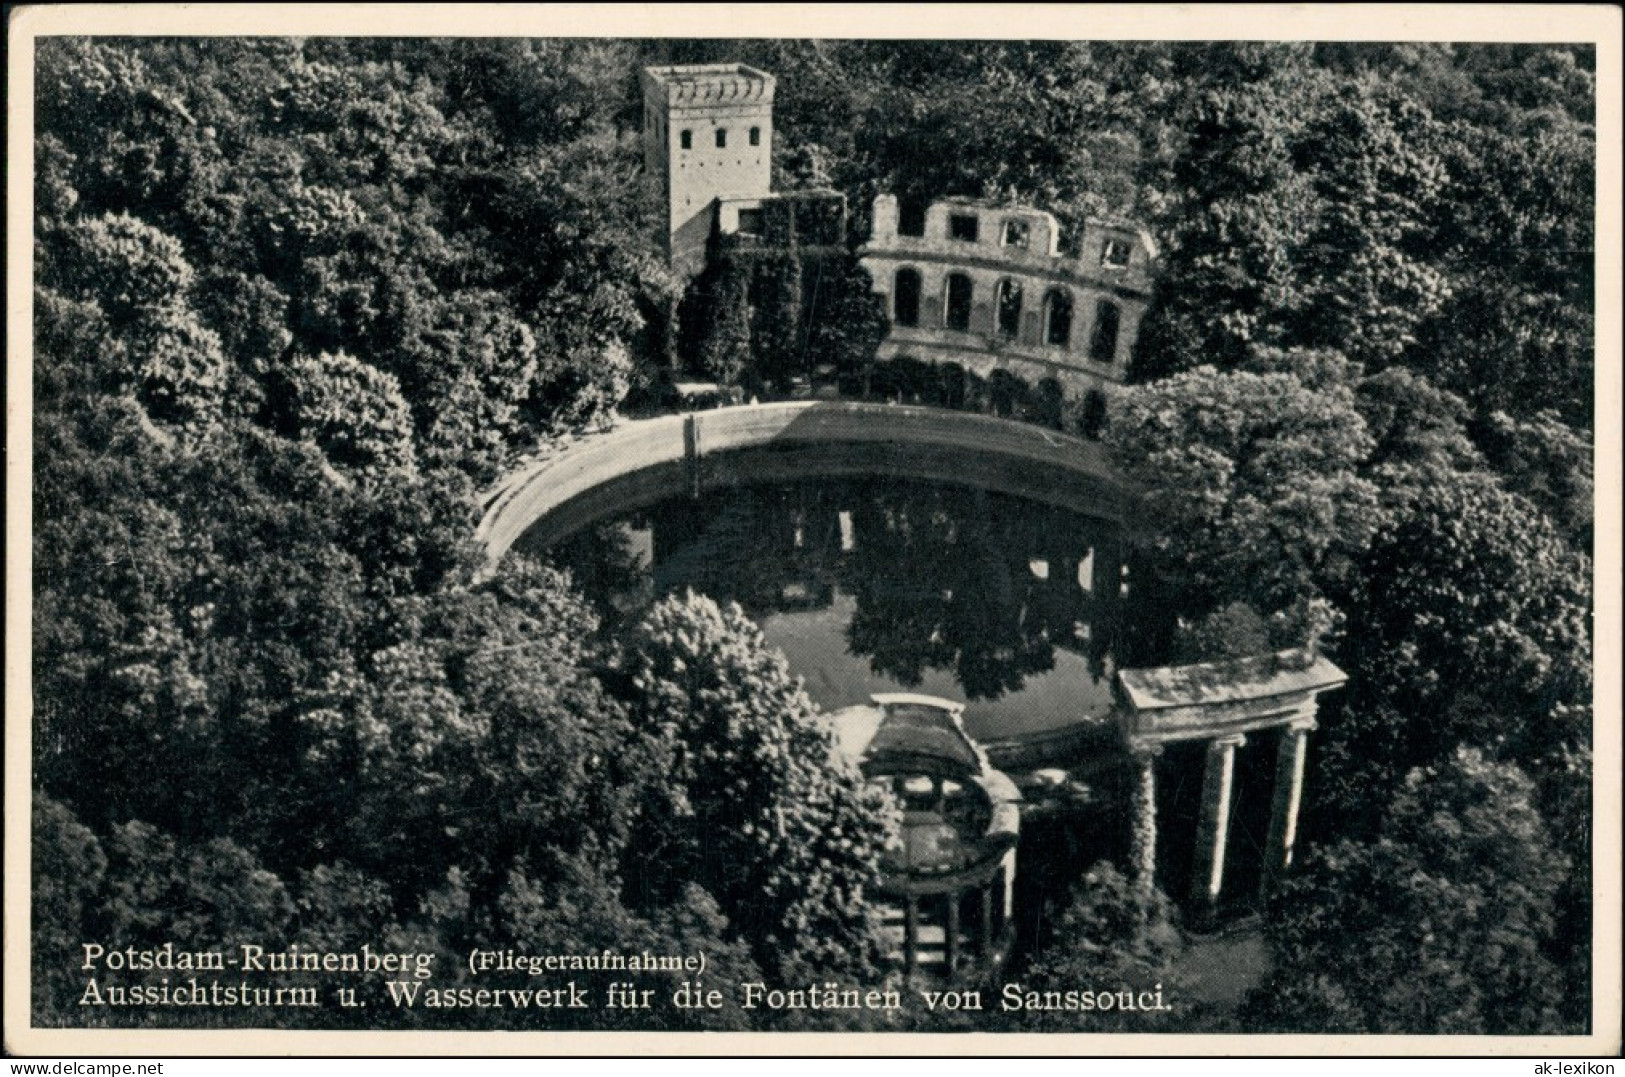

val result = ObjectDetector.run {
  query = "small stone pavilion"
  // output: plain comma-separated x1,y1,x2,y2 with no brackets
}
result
831,653,1346,977
834,694,1022,984
1115,649,1347,913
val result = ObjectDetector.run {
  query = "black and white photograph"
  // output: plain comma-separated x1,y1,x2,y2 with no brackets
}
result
5,3,1619,1057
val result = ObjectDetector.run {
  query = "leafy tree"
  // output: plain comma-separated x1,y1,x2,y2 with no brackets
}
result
805,259,887,381
1420,122,1593,426
98,821,295,954
296,560,647,900
38,813,299,1028
625,592,896,983
283,351,417,477
125,305,229,429
492,860,764,1031
1320,470,1591,830
1132,65,1322,378
698,264,754,387
1011,863,1206,1031
1105,364,1381,618
46,213,228,431
391,289,539,479
53,211,195,323
1244,748,1570,1034
1291,83,1451,369
1353,365,1483,497
32,796,109,1025
1471,408,1593,552
1169,601,1273,663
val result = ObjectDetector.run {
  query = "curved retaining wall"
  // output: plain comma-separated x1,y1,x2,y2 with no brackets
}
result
476,401,1134,576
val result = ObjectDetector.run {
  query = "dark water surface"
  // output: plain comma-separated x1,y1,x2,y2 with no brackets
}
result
529,474,1167,745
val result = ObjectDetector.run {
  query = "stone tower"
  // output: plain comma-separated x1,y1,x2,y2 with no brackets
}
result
641,63,775,280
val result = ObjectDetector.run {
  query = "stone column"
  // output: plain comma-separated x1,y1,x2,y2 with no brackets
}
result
1001,848,1017,922
1128,743,1161,909
683,413,702,499
1261,719,1315,896
1189,734,1245,912
979,885,993,958
944,894,960,978
903,896,919,979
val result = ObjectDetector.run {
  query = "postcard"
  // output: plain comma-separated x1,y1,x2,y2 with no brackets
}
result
6,3,1620,1058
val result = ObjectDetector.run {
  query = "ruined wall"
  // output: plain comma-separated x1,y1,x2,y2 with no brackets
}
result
860,196,1157,395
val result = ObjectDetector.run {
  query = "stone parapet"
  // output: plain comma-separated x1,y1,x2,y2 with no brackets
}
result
475,401,1133,577
641,63,776,109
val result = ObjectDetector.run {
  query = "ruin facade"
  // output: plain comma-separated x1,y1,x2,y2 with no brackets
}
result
859,197,1157,395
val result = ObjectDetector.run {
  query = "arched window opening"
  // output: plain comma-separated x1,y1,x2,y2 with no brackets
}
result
945,273,973,333
996,279,1023,338
990,369,1026,418
1101,238,1133,269
749,126,761,146
679,129,692,150
1045,289,1074,346
1089,301,1121,364
893,268,922,327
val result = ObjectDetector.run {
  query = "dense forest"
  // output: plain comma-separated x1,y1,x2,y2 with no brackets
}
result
32,38,1594,1033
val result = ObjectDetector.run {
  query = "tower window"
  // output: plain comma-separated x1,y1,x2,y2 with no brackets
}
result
893,268,922,327
680,129,692,150
749,126,761,146
949,213,980,242
716,128,728,148
1101,238,1133,268
1003,219,1031,248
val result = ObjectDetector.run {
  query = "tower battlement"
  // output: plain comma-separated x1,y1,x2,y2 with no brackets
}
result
641,63,776,108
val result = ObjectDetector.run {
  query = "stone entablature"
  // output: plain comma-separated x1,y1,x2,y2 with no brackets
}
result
1115,650,1347,748
860,195,1158,394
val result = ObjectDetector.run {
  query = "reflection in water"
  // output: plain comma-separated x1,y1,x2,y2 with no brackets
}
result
532,477,1161,743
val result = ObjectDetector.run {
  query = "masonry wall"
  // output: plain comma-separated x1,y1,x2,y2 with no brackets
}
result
860,196,1156,395
642,64,775,280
